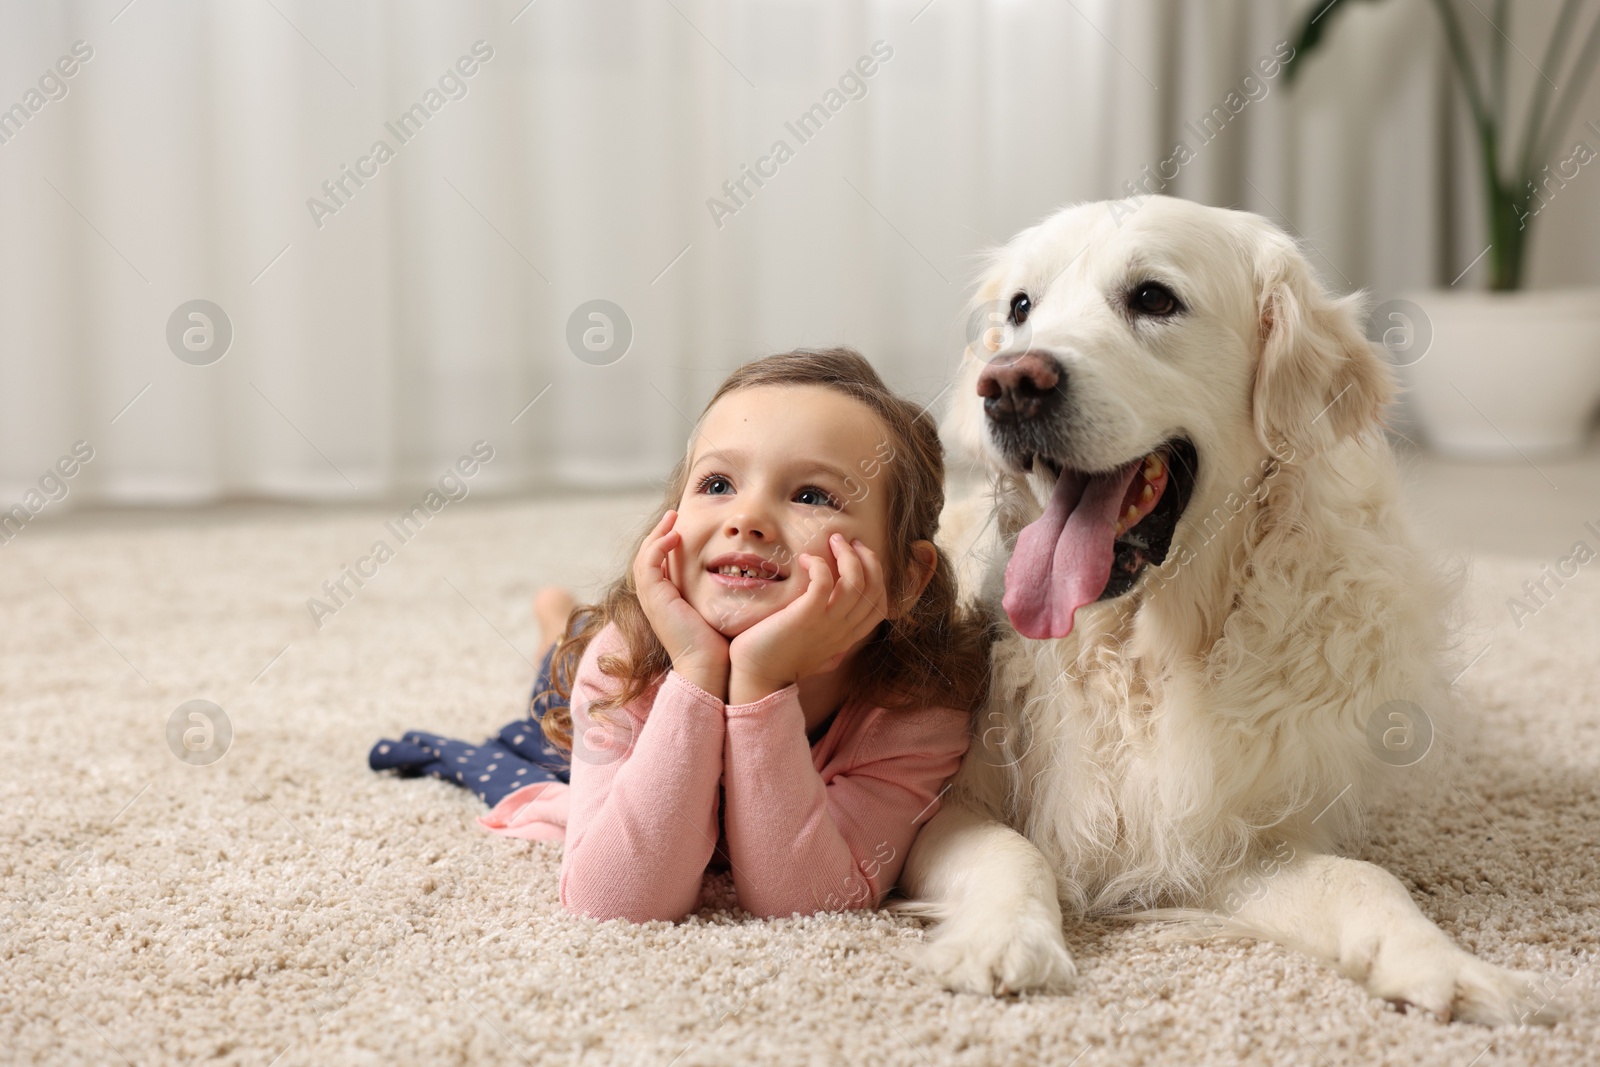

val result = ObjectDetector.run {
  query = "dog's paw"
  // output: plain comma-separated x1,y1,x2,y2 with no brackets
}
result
1451,960,1566,1026
1362,936,1564,1026
917,905,1076,996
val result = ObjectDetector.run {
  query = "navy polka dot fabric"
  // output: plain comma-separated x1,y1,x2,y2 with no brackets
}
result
369,641,574,807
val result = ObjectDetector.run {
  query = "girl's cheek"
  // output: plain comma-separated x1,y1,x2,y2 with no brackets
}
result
789,520,863,577
782,524,826,562
816,533,855,579
805,529,840,564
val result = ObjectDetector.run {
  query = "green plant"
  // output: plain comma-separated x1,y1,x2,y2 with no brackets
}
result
1286,0,1600,290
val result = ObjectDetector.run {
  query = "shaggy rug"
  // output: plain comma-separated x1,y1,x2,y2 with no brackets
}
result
2,493,1596,1066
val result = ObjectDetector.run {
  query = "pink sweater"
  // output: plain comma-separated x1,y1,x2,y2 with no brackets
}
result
552,622,970,922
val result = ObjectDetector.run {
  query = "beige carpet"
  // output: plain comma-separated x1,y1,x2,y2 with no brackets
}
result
3,494,1596,1066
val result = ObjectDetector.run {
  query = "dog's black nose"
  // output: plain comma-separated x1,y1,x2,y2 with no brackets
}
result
977,351,1063,424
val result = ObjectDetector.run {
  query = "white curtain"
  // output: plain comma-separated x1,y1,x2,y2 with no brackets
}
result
2,0,1596,504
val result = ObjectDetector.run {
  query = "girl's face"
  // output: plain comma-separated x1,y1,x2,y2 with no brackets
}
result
668,384,899,637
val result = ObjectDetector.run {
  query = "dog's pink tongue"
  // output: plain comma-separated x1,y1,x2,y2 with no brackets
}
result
1003,462,1141,639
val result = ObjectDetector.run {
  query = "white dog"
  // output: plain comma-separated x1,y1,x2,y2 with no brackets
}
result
899,196,1562,1026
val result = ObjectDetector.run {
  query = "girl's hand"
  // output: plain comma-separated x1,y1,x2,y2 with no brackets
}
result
728,534,888,704
633,510,729,697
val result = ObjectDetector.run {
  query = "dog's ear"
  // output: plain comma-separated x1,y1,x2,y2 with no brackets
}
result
1251,234,1394,461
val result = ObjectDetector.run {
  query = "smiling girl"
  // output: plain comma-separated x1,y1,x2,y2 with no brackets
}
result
535,348,991,922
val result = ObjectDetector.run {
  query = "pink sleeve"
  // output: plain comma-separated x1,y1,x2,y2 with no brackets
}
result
558,626,726,922
720,689,969,918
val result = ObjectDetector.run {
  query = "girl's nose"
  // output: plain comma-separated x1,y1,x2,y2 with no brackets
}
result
724,512,770,540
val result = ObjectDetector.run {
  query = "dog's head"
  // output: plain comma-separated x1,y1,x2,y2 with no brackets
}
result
948,196,1393,640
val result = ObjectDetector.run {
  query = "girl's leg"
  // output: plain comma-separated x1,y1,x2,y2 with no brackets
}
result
534,587,577,657
526,588,579,778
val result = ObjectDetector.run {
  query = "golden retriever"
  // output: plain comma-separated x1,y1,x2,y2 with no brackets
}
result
899,196,1562,1026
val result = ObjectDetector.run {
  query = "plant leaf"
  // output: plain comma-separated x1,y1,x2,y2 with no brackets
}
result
1283,0,1392,85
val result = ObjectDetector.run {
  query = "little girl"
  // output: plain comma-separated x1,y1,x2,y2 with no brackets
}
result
541,348,989,922
370,348,989,921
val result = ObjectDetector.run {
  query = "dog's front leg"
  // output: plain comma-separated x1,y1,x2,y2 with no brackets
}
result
1213,850,1563,1025
897,798,1076,995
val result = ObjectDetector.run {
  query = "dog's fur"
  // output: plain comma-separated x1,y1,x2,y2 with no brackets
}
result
898,197,1562,1025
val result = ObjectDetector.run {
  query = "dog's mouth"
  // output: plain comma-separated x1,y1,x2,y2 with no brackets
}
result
1002,436,1198,639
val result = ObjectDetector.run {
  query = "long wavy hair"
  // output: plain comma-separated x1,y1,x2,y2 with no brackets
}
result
540,347,992,748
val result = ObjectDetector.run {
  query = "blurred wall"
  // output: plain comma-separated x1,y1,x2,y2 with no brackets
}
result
1,0,1596,505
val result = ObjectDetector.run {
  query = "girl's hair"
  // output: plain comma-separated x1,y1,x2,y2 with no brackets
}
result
540,347,992,748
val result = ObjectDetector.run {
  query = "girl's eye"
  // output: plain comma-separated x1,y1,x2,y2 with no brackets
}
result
794,485,839,508
696,474,733,495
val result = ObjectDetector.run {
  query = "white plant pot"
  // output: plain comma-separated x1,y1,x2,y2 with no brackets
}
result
1393,288,1600,458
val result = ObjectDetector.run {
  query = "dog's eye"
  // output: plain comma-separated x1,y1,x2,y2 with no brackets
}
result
1008,292,1032,326
1129,281,1182,318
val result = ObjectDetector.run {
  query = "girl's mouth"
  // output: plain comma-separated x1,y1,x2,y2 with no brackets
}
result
706,552,787,589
